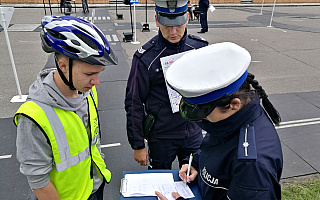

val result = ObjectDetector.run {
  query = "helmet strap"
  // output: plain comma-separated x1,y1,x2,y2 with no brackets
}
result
55,56,76,91
67,58,76,90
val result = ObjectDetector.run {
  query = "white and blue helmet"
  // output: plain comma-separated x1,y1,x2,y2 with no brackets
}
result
40,15,117,66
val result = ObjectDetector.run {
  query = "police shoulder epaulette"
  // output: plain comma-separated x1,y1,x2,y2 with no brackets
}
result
188,34,209,44
134,40,156,58
237,124,257,160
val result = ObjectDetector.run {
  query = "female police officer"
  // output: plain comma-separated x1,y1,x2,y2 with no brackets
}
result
156,42,283,200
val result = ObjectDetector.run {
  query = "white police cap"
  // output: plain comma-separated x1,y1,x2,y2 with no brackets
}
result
154,0,189,26
166,42,251,104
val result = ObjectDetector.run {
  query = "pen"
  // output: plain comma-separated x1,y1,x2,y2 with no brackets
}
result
146,163,153,168
186,153,193,183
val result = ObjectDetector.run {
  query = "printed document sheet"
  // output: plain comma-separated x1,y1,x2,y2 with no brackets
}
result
160,50,193,113
121,173,194,199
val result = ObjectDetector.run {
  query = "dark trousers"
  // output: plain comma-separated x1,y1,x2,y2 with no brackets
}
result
200,8,208,32
188,7,193,20
147,132,203,169
88,181,105,200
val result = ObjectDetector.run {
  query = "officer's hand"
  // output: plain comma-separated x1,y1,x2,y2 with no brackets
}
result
133,148,148,166
179,164,198,183
155,191,181,200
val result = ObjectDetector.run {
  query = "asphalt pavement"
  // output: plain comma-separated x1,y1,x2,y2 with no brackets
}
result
1,3,320,199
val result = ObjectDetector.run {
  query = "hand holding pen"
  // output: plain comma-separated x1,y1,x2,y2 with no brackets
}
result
186,153,193,182
179,153,198,183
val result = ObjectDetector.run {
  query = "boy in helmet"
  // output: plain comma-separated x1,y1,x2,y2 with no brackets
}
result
14,15,117,200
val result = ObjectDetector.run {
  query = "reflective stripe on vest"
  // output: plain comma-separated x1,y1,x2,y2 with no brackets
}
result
34,101,95,172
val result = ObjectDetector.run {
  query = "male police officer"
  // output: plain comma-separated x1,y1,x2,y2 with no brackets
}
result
198,0,209,33
125,0,208,170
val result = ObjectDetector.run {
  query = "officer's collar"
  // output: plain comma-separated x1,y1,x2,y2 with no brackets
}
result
196,94,262,142
158,29,187,48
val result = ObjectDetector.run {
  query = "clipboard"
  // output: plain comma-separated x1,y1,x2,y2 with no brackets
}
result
120,169,202,200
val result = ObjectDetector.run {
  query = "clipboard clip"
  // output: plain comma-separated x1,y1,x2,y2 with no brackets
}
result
120,178,128,194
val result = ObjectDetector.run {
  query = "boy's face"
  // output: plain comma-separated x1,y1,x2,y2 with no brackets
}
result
69,59,105,93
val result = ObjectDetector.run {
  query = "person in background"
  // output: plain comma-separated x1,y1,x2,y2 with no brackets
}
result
125,0,208,170
197,0,209,33
187,1,194,21
156,42,283,200
14,15,117,200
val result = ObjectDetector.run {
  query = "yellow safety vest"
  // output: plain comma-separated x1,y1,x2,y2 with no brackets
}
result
14,87,111,200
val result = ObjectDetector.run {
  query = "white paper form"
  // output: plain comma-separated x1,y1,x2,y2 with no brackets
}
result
160,50,194,113
155,181,195,200
121,173,174,197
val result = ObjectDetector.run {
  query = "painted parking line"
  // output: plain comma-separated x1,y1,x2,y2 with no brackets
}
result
0,144,121,159
0,155,12,160
101,143,121,148
201,118,320,136
7,24,39,32
0,118,319,160
187,22,241,27
276,117,320,129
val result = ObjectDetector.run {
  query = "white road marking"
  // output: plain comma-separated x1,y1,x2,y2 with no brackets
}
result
101,143,121,148
8,24,39,32
0,155,12,160
276,117,320,129
105,35,112,42
0,144,121,160
112,34,119,42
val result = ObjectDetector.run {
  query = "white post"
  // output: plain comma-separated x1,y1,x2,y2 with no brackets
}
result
91,8,95,24
260,0,265,15
131,3,140,44
0,7,27,102
268,0,277,27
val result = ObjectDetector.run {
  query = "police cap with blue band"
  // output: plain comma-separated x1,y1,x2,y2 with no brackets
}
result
154,0,189,26
165,42,252,121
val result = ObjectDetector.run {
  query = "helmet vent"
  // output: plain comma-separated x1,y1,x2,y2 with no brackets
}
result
73,24,93,37
60,45,81,54
94,27,107,47
71,39,81,46
47,29,67,40
74,32,99,51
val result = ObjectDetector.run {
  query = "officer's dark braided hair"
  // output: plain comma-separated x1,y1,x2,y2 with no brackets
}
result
216,73,281,125
246,73,281,125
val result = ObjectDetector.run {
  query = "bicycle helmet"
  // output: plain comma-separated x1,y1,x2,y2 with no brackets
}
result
40,15,117,66
40,15,117,90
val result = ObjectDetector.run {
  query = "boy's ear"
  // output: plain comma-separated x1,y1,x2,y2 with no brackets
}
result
57,58,68,73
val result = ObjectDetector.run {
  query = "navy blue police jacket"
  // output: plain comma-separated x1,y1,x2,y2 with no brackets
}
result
184,95,283,200
125,30,208,150
199,0,209,9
